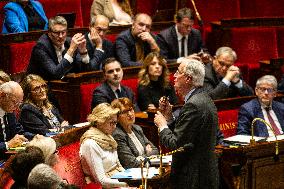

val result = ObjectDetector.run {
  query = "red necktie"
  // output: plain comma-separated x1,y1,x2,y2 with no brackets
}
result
265,107,281,135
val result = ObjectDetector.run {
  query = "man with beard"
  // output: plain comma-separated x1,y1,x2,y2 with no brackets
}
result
91,58,139,111
115,13,160,67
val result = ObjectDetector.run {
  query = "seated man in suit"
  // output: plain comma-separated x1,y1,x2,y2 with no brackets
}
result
115,13,160,67
85,15,114,70
28,16,90,81
237,75,284,137
0,81,32,159
203,46,253,100
91,58,139,111
157,8,203,62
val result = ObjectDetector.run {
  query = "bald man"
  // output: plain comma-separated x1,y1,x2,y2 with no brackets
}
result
0,81,31,159
115,13,160,67
85,15,114,70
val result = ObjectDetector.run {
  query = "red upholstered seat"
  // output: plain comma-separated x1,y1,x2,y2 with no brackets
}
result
229,27,278,86
121,78,138,99
81,0,94,26
2,176,14,189
105,34,117,43
239,0,284,18
7,41,36,73
80,83,100,122
39,0,83,27
187,0,241,26
218,109,239,138
276,27,284,58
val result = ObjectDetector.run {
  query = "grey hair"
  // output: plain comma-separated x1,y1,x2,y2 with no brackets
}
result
256,75,277,89
27,136,57,166
215,47,237,62
28,163,62,189
182,59,205,87
90,15,109,27
48,16,67,31
0,81,21,94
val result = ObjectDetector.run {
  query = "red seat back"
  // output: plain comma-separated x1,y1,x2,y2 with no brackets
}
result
81,0,94,27
54,141,85,187
276,28,284,58
218,109,239,138
121,78,138,99
80,83,101,122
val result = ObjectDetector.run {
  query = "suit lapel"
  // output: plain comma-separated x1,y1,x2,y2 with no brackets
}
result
253,100,269,137
272,101,284,131
170,27,179,58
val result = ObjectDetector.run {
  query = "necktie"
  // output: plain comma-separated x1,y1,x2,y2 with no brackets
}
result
181,37,186,57
265,107,281,135
0,116,6,141
116,89,122,98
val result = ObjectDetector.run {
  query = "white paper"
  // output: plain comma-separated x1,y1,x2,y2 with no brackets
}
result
111,167,159,179
224,135,265,143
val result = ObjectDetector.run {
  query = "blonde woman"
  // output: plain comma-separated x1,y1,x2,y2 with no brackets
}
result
80,103,127,188
19,74,68,135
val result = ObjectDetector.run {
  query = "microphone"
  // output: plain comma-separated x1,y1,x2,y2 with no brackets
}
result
250,118,279,159
190,0,204,27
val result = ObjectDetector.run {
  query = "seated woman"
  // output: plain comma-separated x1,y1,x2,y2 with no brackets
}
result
2,0,48,34
27,135,58,166
111,97,159,168
137,52,178,111
80,103,127,188
9,146,45,189
90,0,133,25
19,74,69,135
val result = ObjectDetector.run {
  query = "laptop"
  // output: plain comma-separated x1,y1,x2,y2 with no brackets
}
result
57,12,76,28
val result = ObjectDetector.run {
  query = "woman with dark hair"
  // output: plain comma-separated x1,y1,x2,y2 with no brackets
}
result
2,0,48,34
112,97,158,168
91,0,133,25
137,52,178,111
19,74,68,135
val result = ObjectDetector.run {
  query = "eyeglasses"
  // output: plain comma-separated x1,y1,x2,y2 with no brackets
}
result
256,87,276,94
6,94,22,107
174,69,184,76
32,84,47,93
53,149,59,155
95,27,108,34
50,29,67,37
216,59,232,69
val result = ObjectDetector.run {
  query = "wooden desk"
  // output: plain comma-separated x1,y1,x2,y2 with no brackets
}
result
219,140,284,189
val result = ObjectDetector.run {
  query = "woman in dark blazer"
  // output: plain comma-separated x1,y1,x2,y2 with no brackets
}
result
111,97,158,168
137,52,178,111
19,74,68,135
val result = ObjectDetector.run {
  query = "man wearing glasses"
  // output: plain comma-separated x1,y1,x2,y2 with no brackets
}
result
237,75,284,137
0,81,32,159
157,8,203,62
85,15,114,70
27,16,90,81
203,46,253,100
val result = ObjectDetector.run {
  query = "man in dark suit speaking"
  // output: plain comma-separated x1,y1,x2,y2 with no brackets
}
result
154,59,219,189
157,8,203,62
238,75,284,137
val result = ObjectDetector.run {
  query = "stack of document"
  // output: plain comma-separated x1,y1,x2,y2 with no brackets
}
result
224,135,265,145
150,155,172,166
111,167,159,179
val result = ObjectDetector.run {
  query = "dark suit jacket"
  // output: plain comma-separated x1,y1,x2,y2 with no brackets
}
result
115,29,158,67
19,103,64,135
0,113,33,158
85,33,114,70
237,99,284,137
157,25,203,61
112,124,158,169
159,88,219,189
203,63,253,100
28,34,85,81
91,81,139,111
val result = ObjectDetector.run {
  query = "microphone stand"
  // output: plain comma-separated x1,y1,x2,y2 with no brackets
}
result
250,118,279,157
190,0,203,27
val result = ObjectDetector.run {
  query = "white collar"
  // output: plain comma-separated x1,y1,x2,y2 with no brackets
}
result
0,107,5,118
175,25,188,41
